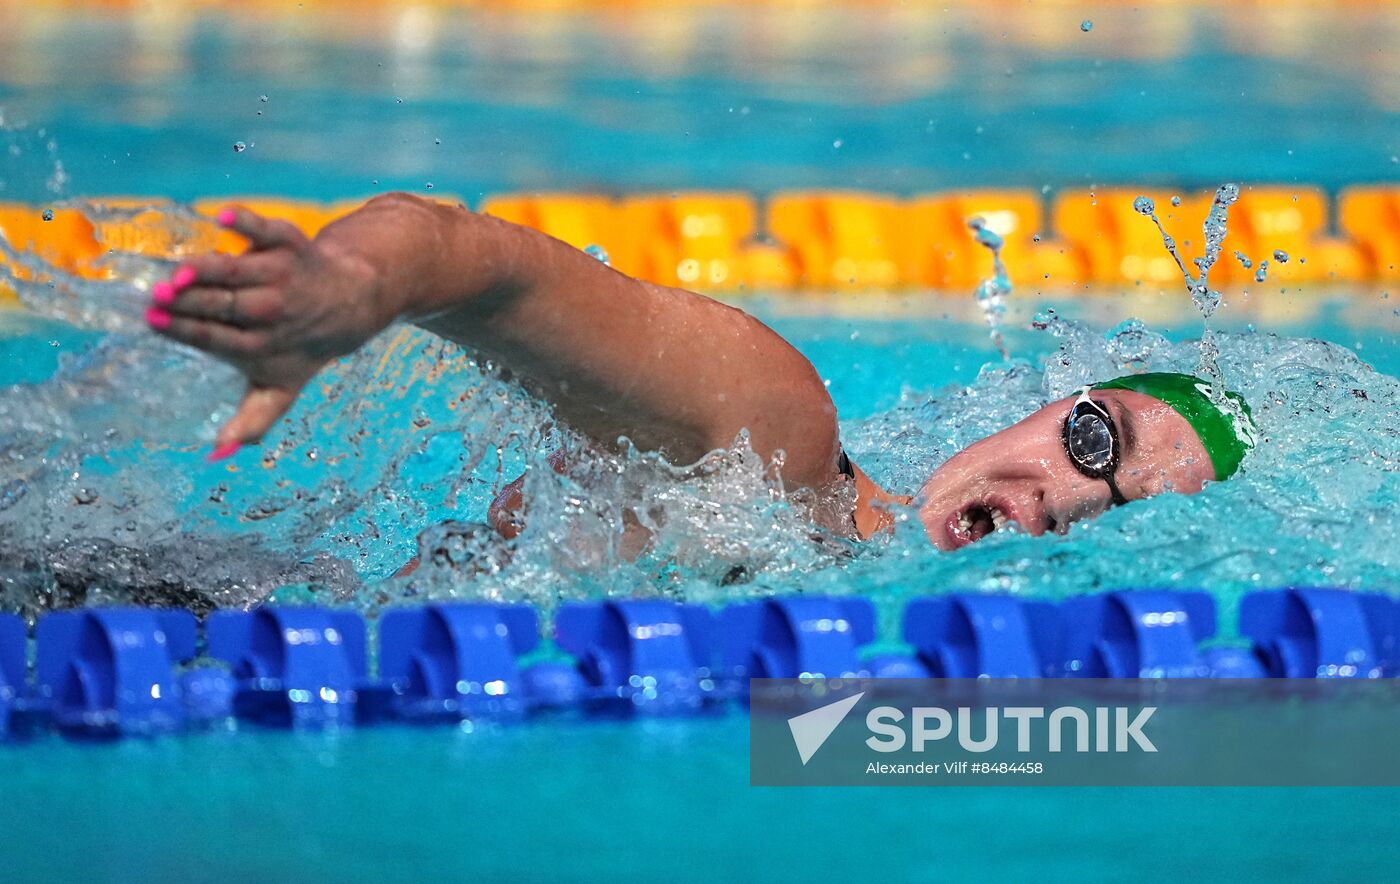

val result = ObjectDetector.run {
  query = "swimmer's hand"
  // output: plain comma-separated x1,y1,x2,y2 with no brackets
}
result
147,206,390,457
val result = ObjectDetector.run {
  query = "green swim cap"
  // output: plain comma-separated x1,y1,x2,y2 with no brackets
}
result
1091,371,1258,481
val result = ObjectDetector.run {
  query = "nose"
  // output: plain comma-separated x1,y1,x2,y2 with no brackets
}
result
1040,470,1117,532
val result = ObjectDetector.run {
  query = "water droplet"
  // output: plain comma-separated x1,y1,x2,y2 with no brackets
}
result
1255,260,1270,283
1133,196,1155,216
1235,251,1252,269
434,138,441,145
233,141,247,153
425,182,434,190
1273,249,1289,263
1080,19,1093,31
832,139,843,149
259,94,269,103
41,209,53,222
584,244,611,265
1032,234,1042,242
1170,196,1182,207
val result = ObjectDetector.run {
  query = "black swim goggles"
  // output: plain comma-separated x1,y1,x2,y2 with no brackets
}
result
1062,387,1129,506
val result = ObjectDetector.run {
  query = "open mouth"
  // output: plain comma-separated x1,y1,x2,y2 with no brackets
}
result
946,501,1012,549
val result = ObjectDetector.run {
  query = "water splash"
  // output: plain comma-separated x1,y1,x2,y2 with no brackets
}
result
967,215,1011,362
2,130,1398,625
1133,184,1240,388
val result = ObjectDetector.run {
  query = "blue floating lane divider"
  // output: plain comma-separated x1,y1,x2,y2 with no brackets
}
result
1058,590,1217,678
34,608,197,736
378,603,543,721
718,597,875,685
555,600,719,714
903,594,1061,678
0,613,25,737
2,587,1398,742
207,607,367,726
1240,587,1397,678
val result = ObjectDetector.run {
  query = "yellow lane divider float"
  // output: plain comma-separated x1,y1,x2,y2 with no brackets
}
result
2,186,1398,302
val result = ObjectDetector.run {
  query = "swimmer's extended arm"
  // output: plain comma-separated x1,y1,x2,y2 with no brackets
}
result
154,194,843,488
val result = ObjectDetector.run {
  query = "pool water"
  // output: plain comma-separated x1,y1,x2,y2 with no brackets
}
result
1,4,1398,201
3,2,1400,881
3,719,1400,883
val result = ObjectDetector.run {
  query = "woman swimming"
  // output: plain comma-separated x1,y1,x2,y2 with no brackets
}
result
145,194,1256,552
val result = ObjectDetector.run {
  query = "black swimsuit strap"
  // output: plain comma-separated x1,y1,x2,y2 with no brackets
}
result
837,448,855,480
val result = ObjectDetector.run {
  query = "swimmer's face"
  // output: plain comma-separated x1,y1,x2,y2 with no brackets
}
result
916,389,1216,551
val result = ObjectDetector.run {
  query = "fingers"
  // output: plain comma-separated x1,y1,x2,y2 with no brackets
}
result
147,307,266,358
160,251,285,293
162,284,284,326
210,385,300,457
215,205,309,253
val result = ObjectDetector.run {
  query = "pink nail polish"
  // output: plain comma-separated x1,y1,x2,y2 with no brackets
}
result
206,442,241,462
145,307,171,330
151,281,175,306
171,266,196,290
217,208,237,227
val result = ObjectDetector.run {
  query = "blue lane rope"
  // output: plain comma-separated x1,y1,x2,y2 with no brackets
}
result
0,587,1395,739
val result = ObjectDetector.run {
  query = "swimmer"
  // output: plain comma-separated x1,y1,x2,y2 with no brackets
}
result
146,195,1256,553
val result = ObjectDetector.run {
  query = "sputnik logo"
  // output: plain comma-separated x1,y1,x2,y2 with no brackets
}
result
787,692,865,765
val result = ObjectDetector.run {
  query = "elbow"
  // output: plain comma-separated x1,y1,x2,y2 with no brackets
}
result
363,191,442,219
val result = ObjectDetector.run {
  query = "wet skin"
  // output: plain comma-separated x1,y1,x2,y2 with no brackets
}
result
145,195,1217,557
906,388,1216,551
479,387,1217,553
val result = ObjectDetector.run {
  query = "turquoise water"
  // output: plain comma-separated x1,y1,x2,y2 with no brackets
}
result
3,296,1400,883
0,5,1397,201
4,4,1400,881
3,719,1400,883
